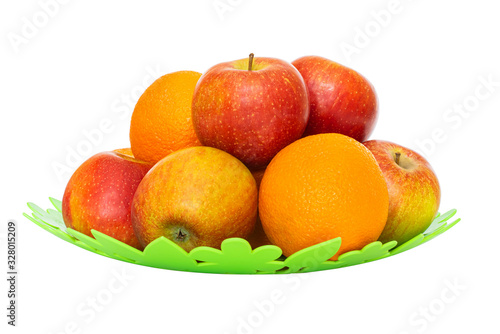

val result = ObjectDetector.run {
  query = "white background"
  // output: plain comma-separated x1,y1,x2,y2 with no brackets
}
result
1,0,499,333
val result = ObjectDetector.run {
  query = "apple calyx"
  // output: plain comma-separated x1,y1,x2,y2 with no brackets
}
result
176,229,187,241
174,227,190,242
248,53,254,71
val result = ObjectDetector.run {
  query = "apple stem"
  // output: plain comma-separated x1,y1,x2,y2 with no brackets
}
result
394,152,401,166
248,53,254,71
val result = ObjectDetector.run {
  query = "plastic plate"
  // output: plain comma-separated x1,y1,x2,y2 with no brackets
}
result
24,198,460,274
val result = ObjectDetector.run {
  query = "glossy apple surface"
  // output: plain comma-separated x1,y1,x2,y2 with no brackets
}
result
192,54,309,170
363,140,441,245
62,149,153,249
292,55,378,142
131,146,258,251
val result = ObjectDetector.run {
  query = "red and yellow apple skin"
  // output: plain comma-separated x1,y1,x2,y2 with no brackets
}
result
131,146,258,252
363,140,441,245
292,55,378,142
191,56,309,170
62,150,153,249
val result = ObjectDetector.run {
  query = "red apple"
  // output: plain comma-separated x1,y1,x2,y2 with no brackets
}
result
292,55,378,142
131,146,258,251
363,140,441,245
62,149,153,249
191,54,309,170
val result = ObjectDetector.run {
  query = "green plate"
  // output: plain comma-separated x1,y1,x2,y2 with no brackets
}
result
24,198,460,274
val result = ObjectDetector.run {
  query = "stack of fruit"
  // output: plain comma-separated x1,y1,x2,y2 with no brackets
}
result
62,54,441,261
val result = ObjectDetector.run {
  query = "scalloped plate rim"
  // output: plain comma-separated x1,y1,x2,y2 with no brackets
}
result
24,199,459,274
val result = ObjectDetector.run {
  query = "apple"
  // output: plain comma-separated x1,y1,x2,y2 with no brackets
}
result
131,146,258,251
363,140,441,245
292,55,378,142
246,168,273,248
191,53,309,170
62,149,153,249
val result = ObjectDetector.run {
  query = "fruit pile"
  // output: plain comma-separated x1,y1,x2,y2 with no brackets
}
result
62,54,441,261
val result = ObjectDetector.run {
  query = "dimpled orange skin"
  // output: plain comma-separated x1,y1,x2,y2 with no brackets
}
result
130,71,202,164
259,133,389,260
131,146,258,251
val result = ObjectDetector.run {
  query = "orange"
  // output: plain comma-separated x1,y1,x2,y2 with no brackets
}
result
112,148,153,165
259,133,389,260
130,71,202,164
113,147,134,157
